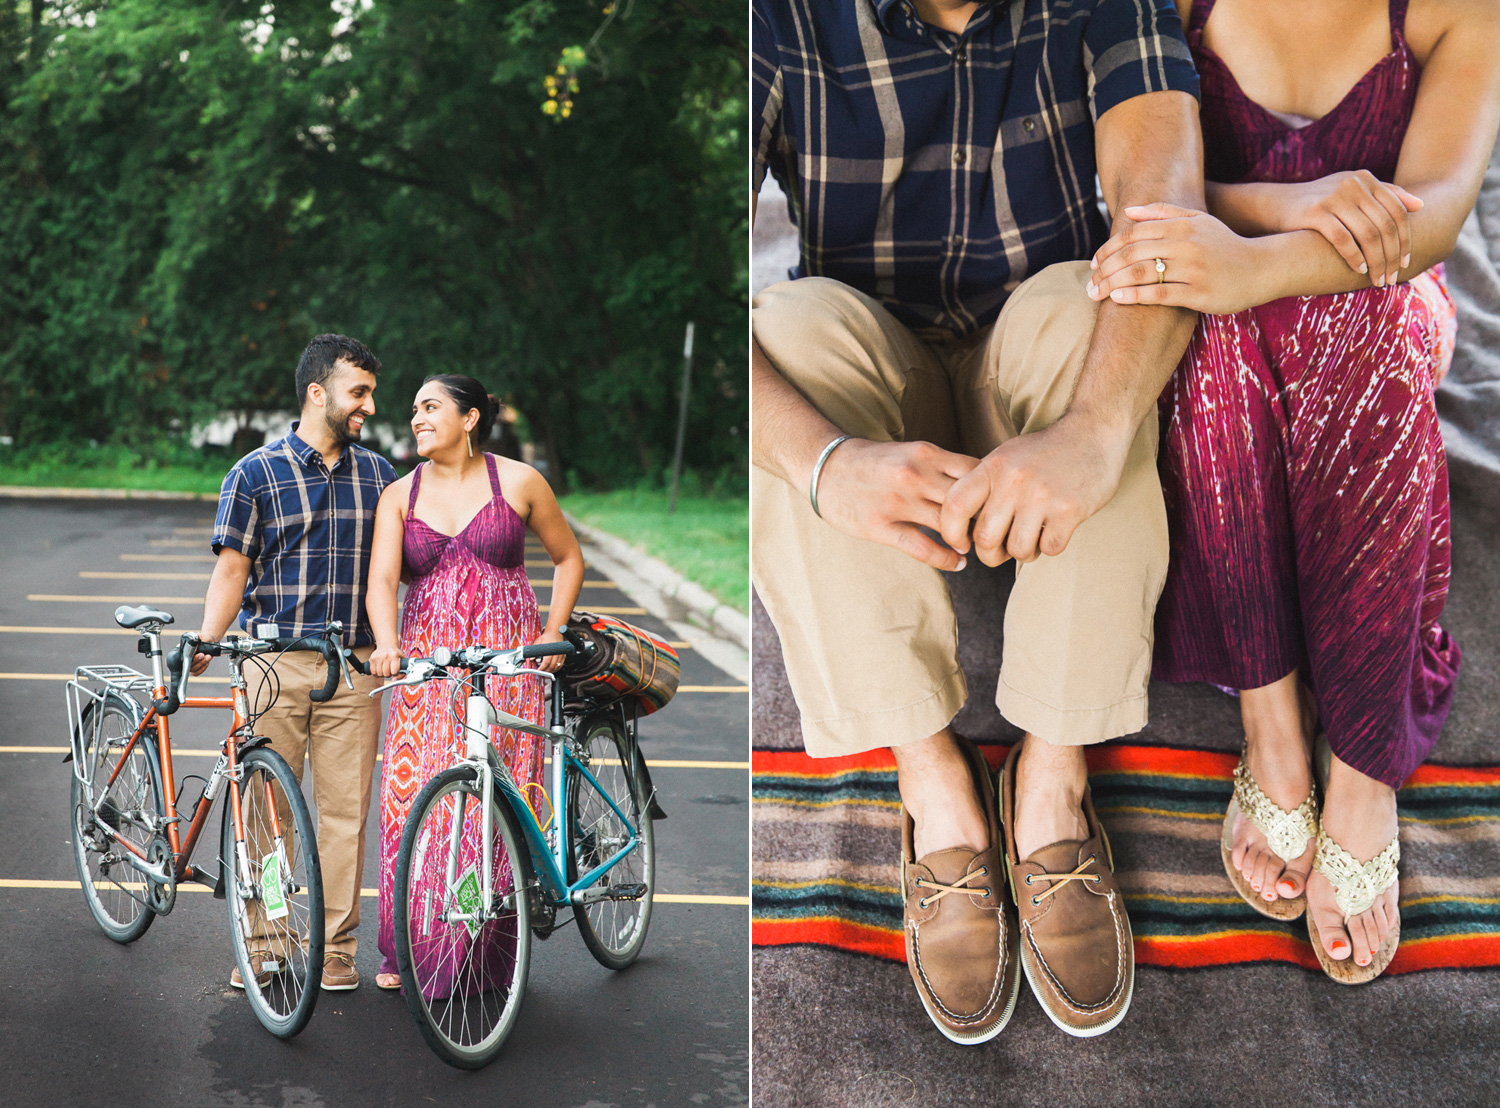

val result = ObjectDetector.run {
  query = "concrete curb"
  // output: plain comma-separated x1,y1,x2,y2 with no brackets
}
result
0,484,218,501
563,512,749,683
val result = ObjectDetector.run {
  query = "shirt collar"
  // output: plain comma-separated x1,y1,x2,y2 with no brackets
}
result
871,0,996,40
286,421,346,471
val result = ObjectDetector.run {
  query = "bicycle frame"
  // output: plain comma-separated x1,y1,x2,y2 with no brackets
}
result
65,627,286,896
433,669,642,928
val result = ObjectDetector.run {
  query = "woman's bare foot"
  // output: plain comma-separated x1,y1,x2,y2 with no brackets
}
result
376,972,401,990
1234,673,1316,904
1306,755,1400,967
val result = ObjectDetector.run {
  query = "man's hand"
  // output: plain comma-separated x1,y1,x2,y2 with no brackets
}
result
189,647,212,677
939,415,1133,566
816,438,979,571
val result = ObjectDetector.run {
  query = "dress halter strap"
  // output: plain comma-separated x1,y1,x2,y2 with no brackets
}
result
1186,0,1217,36
1388,0,1410,36
407,461,425,512
484,452,502,499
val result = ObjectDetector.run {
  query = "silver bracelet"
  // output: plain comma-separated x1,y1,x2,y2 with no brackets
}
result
809,435,853,519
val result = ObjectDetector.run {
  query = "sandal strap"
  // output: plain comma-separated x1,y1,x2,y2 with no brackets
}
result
1232,755,1317,863
1314,828,1399,921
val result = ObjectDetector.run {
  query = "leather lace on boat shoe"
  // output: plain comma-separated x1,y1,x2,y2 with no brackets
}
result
900,738,1021,1045
1001,741,1134,1038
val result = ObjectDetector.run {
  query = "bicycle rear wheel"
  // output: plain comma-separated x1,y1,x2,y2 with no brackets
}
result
221,746,324,1039
567,717,655,970
69,693,161,943
394,765,532,1070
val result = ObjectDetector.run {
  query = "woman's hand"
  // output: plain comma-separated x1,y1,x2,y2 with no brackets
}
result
1271,171,1423,287
530,626,568,673
369,644,403,678
1088,204,1277,314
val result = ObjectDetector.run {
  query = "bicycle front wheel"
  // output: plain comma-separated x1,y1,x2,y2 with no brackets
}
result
568,717,655,970
394,765,533,1070
221,746,324,1039
69,693,161,944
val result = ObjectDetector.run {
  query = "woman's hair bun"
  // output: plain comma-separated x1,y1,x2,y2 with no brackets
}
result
423,374,498,445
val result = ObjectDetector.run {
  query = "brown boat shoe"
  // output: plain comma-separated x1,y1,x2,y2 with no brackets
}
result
1000,740,1134,1038
901,737,1021,1045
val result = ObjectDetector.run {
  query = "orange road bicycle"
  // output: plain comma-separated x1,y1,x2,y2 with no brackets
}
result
64,603,352,1039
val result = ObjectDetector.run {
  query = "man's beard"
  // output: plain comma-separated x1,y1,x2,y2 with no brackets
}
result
325,402,363,446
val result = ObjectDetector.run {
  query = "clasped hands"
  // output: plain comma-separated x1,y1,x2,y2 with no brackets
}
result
814,416,1131,571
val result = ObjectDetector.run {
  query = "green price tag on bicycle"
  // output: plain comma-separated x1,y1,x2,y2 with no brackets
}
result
452,866,483,937
261,851,289,921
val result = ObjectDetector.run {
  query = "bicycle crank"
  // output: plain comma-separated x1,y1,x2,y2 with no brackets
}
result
143,835,178,915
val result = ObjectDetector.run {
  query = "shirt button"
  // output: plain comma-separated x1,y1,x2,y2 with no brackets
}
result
1023,117,1036,134
953,149,966,165
954,48,966,64
950,235,966,249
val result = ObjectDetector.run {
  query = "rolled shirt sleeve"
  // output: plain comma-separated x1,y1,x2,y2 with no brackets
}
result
1085,0,1200,120
211,462,261,561
751,0,785,194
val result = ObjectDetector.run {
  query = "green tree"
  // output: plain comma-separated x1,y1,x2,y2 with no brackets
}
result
0,0,747,489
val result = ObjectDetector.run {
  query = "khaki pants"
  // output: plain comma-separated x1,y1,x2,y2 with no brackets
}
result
751,262,1168,757
247,646,380,957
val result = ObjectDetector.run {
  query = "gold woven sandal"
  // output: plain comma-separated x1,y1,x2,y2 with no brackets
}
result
1220,750,1318,921
1306,828,1400,984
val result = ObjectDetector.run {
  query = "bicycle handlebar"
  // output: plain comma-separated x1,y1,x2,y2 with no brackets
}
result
159,625,348,716
361,640,577,695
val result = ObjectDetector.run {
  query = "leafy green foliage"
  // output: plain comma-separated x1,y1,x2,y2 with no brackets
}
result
0,0,747,490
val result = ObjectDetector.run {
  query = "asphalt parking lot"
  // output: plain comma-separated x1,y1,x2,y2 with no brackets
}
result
0,496,748,1108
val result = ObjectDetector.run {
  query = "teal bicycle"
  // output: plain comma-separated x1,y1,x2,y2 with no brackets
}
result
360,638,660,1068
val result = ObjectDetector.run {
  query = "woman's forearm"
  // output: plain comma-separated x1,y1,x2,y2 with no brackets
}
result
1205,181,1299,236
544,551,584,634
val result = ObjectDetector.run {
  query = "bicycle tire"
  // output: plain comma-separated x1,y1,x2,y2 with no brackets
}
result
567,716,655,970
221,746,324,1039
394,765,533,1070
69,693,161,944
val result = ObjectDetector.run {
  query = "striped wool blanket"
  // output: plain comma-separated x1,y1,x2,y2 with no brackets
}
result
753,742,1500,974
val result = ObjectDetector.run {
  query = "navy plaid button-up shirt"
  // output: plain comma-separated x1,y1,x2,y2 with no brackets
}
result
753,0,1200,335
212,425,396,648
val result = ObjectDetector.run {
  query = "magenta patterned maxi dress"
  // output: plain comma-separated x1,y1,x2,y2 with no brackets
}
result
1152,0,1460,789
376,453,545,986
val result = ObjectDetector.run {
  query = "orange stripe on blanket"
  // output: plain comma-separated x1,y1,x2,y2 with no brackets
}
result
1387,934,1500,972
753,744,1240,781
1404,764,1500,788
1135,932,1320,971
753,918,904,961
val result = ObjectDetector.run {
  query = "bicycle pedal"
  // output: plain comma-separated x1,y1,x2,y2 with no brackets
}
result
605,883,647,901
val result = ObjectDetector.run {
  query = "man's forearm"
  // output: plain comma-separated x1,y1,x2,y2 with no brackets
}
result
751,336,846,489
199,554,250,640
1072,92,1205,440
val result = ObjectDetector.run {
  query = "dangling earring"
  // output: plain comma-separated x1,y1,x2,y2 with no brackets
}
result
466,434,473,459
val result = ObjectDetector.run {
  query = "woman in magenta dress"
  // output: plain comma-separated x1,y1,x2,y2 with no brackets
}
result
365,375,583,990
1087,0,1500,980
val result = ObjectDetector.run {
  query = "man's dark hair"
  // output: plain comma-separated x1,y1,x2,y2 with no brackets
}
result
296,334,381,407
425,374,501,446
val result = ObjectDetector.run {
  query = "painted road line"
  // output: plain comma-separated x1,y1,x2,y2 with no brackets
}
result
0,625,690,648
27,596,647,614
0,879,749,905
120,554,217,562
0,745,747,769
82,572,211,581
79,572,621,589
172,528,214,535
0,625,139,636
29,594,205,604
0,674,230,682
677,686,750,693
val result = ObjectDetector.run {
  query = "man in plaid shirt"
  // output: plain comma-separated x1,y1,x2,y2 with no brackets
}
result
752,0,1202,1038
194,333,395,992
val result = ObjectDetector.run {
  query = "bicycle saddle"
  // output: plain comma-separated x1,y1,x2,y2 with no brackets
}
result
114,604,174,629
